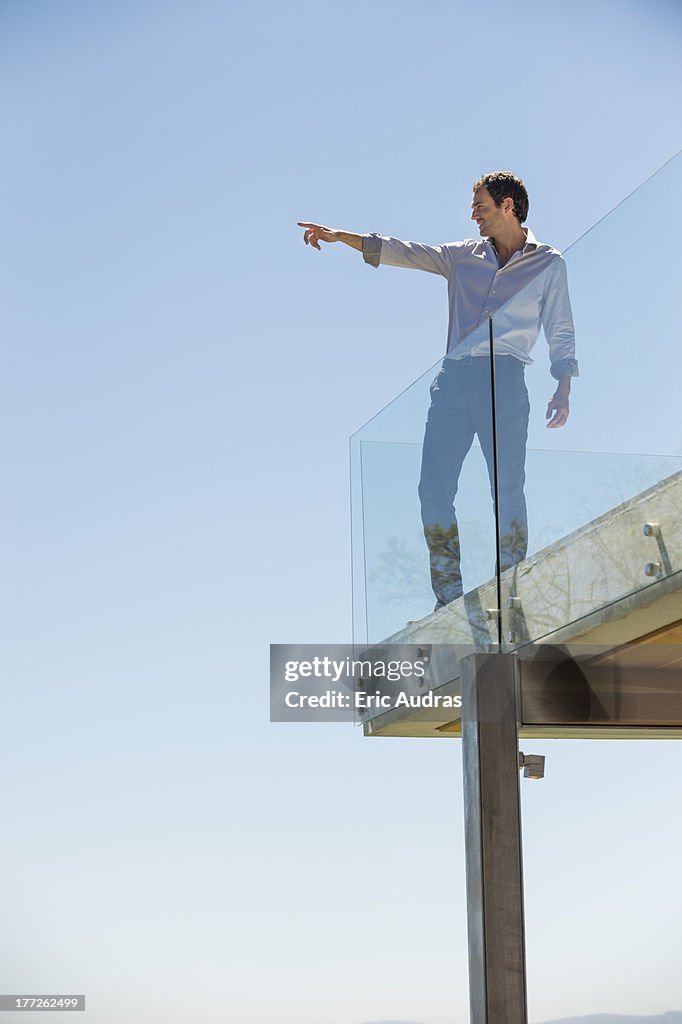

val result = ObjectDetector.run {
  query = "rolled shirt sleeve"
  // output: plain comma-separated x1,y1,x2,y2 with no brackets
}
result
362,233,382,268
541,257,579,379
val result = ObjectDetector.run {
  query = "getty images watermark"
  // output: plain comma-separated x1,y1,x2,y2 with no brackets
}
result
270,644,462,722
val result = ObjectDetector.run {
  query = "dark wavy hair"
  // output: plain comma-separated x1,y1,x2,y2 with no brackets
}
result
472,171,529,223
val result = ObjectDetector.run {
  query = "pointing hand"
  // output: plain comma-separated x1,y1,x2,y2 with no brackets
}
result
297,222,340,250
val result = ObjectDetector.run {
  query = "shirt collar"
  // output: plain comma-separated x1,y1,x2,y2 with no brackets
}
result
483,226,540,261
522,226,539,251
473,226,540,259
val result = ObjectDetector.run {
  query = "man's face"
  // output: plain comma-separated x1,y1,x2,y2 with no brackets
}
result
471,187,507,237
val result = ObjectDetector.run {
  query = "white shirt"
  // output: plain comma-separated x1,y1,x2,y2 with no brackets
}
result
362,227,578,379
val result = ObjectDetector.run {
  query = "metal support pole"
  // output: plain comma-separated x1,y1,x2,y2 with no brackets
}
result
460,652,527,1024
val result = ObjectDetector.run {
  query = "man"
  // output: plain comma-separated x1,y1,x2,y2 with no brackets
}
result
299,171,578,609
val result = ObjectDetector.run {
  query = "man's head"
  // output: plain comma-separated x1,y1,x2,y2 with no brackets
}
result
470,172,529,236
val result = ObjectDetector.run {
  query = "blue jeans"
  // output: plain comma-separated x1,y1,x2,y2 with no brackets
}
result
418,355,530,607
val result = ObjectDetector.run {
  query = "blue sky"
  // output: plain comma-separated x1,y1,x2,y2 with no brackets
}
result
1,2,681,1022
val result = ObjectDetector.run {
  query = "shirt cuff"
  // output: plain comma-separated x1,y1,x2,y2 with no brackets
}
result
362,233,382,268
550,358,579,381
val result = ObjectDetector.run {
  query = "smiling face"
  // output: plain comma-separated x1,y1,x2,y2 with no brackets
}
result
471,186,511,238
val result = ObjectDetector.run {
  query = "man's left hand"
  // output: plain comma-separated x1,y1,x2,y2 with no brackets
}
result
546,390,569,428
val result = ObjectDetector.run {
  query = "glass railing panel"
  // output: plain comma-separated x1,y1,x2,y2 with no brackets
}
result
350,361,436,646
500,449,682,646
351,342,501,646
491,152,682,645
358,437,499,642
